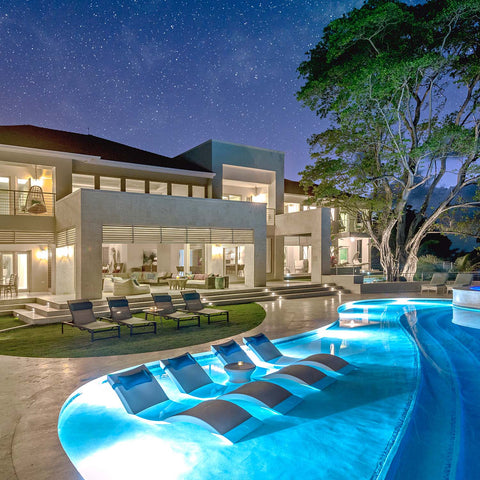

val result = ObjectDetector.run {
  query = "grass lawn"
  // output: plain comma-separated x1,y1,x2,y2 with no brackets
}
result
0,316,25,330
0,303,265,358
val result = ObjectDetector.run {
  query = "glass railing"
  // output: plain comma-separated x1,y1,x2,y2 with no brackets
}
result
0,189,56,216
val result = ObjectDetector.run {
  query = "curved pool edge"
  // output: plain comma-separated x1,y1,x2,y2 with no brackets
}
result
58,301,423,480
337,299,424,480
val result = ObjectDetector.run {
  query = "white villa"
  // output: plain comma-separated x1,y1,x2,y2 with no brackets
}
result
0,125,369,299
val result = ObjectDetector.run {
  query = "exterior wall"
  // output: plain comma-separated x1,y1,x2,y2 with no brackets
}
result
56,190,267,299
275,208,331,282
179,140,285,281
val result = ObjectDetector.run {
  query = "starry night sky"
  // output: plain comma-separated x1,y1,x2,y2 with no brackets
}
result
2,0,379,180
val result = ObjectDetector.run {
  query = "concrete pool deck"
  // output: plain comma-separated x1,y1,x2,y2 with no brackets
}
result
1,291,446,480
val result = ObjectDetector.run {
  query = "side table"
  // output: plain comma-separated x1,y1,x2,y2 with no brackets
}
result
224,361,256,383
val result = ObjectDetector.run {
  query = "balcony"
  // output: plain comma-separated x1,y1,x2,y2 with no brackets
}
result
0,189,56,216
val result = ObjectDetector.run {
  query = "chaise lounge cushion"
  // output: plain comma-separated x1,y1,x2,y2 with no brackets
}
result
113,278,150,296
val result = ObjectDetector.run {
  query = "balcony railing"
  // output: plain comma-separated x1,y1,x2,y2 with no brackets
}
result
0,189,56,216
266,208,275,225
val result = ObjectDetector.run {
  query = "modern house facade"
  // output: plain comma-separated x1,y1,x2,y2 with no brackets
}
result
0,125,365,300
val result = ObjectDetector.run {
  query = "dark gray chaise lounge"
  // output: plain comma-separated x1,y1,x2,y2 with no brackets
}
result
160,352,302,413
243,333,355,374
107,296,157,335
213,338,336,390
64,299,120,342
107,364,261,443
181,291,229,324
151,294,200,329
211,339,252,365
262,364,336,390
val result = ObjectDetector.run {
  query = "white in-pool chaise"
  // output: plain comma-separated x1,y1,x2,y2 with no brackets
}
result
107,364,261,443
160,352,302,413
243,333,355,375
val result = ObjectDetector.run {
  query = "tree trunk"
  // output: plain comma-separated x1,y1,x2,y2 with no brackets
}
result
378,233,398,282
401,254,418,282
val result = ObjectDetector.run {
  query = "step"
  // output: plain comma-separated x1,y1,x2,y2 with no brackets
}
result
11,283,342,324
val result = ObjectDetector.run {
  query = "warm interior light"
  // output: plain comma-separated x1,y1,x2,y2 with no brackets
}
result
251,193,267,203
36,249,48,261
18,178,28,185
238,361,244,366
31,177,43,187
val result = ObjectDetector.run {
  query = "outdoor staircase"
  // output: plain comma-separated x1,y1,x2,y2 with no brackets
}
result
10,282,342,325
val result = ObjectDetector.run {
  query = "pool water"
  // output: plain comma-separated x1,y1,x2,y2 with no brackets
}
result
58,299,480,479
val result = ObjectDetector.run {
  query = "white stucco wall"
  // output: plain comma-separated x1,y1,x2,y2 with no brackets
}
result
56,189,267,298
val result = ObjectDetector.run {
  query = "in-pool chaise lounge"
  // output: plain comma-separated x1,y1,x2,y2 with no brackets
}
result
160,352,302,413
107,364,261,443
243,333,355,374
211,339,252,365
214,339,336,390
181,291,229,324
219,380,302,414
263,364,336,390
64,299,120,342
151,294,200,329
107,296,157,335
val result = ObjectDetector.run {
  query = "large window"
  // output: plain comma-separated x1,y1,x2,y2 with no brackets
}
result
150,181,167,195
100,176,121,191
72,174,94,191
125,179,145,193
192,185,205,198
284,202,300,213
171,184,189,197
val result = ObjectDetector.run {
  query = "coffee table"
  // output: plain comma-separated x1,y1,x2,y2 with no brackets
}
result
167,278,188,290
224,361,256,383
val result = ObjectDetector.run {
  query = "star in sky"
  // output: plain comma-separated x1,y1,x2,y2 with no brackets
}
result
1,0,371,179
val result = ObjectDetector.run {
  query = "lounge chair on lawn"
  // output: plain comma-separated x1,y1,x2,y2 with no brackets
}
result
421,272,449,294
243,333,355,375
181,291,229,324
160,352,302,413
107,296,157,335
151,294,200,329
64,299,120,342
107,364,261,443
446,273,473,293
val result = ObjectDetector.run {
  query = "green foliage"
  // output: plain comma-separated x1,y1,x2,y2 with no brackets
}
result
413,254,449,280
297,0,480,278
0,303,265,358
455,247,480,272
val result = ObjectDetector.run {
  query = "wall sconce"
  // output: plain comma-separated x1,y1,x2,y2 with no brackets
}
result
212,245,223,259
36,249,48,261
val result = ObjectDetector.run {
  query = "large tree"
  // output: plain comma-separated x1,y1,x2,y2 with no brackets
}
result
297,0,480,280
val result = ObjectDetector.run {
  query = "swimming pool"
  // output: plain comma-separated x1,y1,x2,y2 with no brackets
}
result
58,299,480,479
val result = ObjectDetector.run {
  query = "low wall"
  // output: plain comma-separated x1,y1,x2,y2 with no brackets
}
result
360,281,421,294
323,274,422,294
